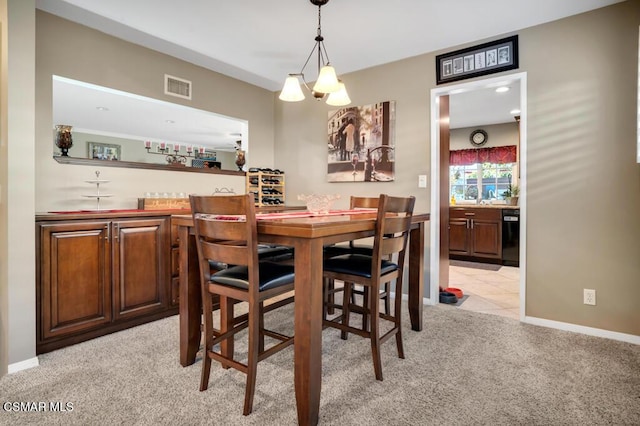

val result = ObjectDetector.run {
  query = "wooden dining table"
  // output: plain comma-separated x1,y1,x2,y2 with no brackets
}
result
172,209,430,426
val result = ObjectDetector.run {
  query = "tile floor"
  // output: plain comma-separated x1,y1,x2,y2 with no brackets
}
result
448,263,520,320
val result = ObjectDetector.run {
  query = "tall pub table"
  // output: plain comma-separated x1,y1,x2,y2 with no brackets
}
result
173,210,430,425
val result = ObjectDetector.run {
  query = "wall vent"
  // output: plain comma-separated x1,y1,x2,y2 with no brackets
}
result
164,74,192,100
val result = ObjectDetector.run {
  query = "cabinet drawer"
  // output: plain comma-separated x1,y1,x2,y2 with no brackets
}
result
450,207,501,221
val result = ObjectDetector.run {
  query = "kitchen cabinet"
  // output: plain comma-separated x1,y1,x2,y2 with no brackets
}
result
449,207,502,261
36,212,176,354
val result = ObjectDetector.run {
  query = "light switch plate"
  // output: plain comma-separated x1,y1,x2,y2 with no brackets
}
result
418,175,427,188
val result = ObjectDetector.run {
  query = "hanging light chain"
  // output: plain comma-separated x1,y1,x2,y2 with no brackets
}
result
279,0,350,105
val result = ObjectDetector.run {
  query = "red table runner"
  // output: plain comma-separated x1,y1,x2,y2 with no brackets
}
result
195,209,376,222
256,208,375,220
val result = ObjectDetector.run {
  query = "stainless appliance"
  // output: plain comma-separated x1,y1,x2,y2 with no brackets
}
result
502,209,520,267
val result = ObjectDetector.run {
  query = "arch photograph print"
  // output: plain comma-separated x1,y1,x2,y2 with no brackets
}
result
327,101,395,183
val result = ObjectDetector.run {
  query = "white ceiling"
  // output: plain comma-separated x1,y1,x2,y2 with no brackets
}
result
39,0,623,136
450,80,521,129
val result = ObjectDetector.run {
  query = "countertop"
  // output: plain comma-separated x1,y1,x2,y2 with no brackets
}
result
35,205,307,221
450,204,519,209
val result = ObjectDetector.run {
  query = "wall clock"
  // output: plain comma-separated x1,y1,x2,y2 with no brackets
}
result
470,129,488,147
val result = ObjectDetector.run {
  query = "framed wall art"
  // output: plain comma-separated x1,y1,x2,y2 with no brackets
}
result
436,35,519,85
327,101,395,183
87,142,121,161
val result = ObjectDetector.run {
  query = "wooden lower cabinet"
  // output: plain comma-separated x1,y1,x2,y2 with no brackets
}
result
449,207,502,262
38,221,112,341
37,214,177,354
112,218,169,320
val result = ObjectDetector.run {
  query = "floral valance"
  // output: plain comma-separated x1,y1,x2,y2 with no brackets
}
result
450,145,517,166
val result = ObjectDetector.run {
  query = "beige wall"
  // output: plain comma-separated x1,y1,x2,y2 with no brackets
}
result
451,122,519,150
36,11,276,211
522,1,639,334
276,1,640,337
1,0,36,374
1,0,7,378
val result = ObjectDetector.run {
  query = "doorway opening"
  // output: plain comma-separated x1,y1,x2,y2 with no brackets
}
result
429,72,527,321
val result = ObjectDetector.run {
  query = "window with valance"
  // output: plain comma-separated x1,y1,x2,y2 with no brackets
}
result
450,145,517,166
450,145,517,202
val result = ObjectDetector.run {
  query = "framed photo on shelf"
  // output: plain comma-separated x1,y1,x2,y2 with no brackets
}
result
436,35,518,85
87,142,121,161
196,149,217,160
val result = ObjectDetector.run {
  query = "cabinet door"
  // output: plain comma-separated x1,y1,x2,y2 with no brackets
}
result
112,218,170,320
449,219,471,255
471,219,502,258
39,221,112,340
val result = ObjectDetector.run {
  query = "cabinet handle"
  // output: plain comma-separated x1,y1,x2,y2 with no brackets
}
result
105,225,110,241
464,212,475,216
470,219,474,229
113,224,119,242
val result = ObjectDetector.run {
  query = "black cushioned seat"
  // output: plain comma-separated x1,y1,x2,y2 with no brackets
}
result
323,254,398,278
323,244,373,258
210,261,295,291
209,245,293,271
257,244,294,261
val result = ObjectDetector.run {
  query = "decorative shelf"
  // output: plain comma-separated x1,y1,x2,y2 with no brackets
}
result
54,156,245,176
83,171,112,210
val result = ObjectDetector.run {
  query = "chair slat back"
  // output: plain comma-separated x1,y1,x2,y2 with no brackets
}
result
190,194,259,281
350,196,379,210
372,194,415,273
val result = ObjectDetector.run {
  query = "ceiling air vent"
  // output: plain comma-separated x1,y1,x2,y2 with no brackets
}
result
164,74,192,100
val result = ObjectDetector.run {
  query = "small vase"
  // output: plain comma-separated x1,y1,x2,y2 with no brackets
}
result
55,125,73,157
235,150,246,171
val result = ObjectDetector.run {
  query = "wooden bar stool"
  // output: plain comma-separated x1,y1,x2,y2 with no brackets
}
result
190,194,295,415
322,194,415,380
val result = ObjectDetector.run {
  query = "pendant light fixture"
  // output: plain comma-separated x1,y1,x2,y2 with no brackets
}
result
279,0,351,106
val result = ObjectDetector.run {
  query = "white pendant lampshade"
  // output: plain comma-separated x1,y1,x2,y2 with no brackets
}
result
313,65,340,94
326,81,351,106
280,1,349,105
279,76,306,102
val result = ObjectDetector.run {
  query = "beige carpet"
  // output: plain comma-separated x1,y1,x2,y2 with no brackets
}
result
1,304,639,425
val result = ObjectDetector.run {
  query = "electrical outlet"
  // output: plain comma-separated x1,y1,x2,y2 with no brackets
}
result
583,289,596,305
418,175,427,188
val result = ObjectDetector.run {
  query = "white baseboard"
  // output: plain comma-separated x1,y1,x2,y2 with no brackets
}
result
524,316,640,345
391,291,638,344
8,356,39,374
